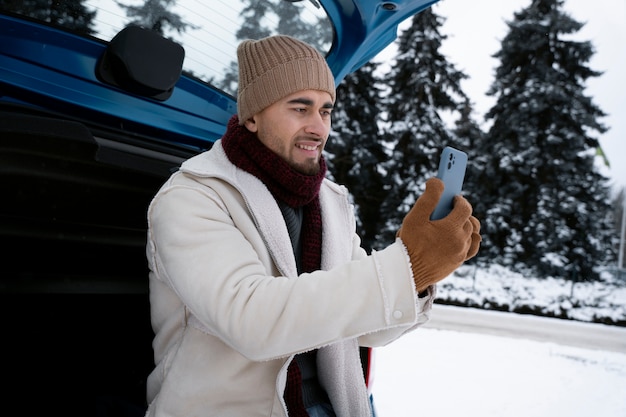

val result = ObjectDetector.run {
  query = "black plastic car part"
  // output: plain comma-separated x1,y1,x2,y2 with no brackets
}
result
0,106,187,415
97,25,185,101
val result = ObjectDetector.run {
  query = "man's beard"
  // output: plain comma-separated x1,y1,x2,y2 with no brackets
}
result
291,159,321,175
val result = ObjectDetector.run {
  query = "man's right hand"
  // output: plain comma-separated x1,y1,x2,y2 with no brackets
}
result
397,177,481,293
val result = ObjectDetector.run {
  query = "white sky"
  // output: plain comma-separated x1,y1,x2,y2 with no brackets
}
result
413,0,626,193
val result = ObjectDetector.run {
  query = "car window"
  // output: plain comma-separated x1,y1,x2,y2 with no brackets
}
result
0,0,333,97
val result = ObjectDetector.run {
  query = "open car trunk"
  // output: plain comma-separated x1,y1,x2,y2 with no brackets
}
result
0,105,193,415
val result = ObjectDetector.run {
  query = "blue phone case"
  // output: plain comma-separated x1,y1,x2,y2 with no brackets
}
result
430,146,467,220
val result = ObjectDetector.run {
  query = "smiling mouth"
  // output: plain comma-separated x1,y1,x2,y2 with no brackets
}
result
296,143,319,151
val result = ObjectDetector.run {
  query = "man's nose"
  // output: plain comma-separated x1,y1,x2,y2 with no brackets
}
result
304,113,329,137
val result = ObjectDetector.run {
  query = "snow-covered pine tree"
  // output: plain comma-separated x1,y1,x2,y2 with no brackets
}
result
115,0,192,35
478,0,615,280
612,188,626,274
215,0,274,95
325,62,387,253
451,97,489,267
1,0,95,34
273,1,331,52
378,6,470,245
219,0,330,96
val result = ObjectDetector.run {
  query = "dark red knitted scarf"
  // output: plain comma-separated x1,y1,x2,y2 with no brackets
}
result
221,115,324,417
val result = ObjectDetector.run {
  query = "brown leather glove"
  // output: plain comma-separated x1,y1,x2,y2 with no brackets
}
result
397,177,481,293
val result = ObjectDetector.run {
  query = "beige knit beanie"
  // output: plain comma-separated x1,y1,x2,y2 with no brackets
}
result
236,35,336,124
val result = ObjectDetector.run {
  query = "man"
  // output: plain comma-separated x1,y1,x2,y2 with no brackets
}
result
145,35,481,417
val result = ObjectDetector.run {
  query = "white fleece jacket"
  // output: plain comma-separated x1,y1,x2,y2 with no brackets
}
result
145,140,434,417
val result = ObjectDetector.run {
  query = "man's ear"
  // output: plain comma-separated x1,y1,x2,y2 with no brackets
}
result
244,117,258,133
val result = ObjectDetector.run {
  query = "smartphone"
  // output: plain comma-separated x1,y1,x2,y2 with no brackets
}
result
430,146,467,220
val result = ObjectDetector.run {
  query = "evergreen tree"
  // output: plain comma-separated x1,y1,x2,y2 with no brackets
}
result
325,62,387,253
235,0,274,41
612,187,625,274
1,0,95,35
273,1,331,51
220,0,329,96
378,7,470,245
219,0,280,96
115,0,194,35
452,97,489,267
235,0,331,47
478,0,615,280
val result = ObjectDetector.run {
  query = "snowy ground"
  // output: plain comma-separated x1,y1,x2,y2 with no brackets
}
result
436,264,626,325
372,321,626,417
372,265,626,416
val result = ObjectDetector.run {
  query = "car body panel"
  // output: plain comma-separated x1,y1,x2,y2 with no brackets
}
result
2,0,437,150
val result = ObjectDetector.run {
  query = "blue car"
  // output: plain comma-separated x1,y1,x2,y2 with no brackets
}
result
0,1,435,415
